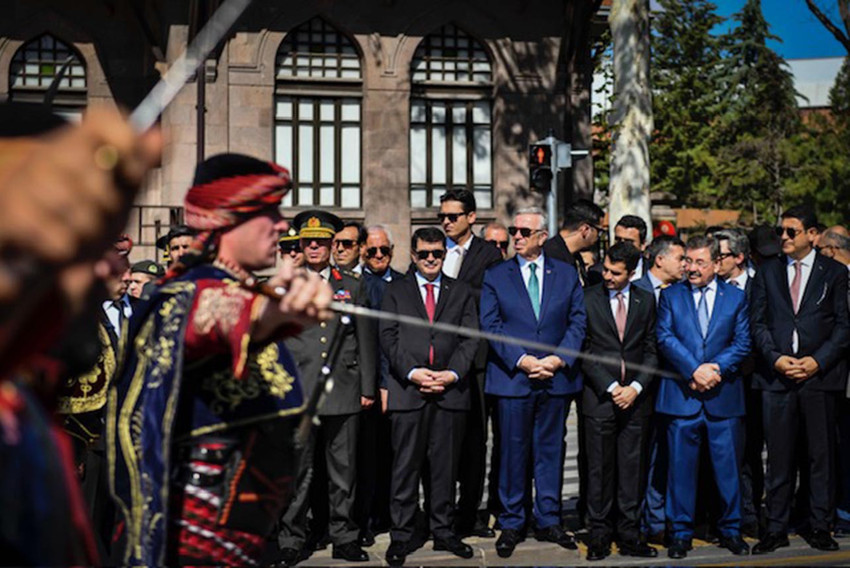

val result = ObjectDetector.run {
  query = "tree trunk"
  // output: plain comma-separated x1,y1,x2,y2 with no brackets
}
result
608,0,653,240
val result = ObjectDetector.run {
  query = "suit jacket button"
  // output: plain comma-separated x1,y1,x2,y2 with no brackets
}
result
320,336,327,344
321,352,327,359
320,322,327,328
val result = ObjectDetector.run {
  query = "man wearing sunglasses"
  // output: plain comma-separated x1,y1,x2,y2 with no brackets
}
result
481,221,511,259
437,189,502,539
751,205,850,555
481,207,587,558
543,199,605,287
279,227,305,267
279,210,377,564
380,227,480,566
334,221,366,274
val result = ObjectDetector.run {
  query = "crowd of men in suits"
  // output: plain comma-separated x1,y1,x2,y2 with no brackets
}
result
84,189,850,565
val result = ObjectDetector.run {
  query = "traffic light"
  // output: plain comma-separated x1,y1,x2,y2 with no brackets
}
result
529,142,553,191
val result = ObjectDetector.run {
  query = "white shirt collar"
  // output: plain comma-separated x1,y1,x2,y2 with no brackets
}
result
727,271,748,289
787,248,817,267
609,283,631,299
647,270,664,289
517,253,545,271
415,271,442,288
693,277,717,293
450,234,474,252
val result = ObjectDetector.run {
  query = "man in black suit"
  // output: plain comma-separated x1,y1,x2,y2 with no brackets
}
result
715,229,761,537
438,189,502,537
543,199,605,287
355,224,405,546
278,210,377,564
380,227,480,566
581,243,659,561
751,205,850,554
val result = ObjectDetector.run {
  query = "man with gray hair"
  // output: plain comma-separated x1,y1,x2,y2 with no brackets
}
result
481,207,587,558
819,227,850,268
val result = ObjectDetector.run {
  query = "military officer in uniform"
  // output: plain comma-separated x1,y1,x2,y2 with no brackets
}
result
278,210,378,564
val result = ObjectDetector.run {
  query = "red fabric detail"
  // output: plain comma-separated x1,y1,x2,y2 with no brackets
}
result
183,279,259,379
425,283,435,365
184,166,291,232
331,268,342,281
51,422,99,565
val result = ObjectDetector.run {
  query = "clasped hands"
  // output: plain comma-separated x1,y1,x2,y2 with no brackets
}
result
689,362,721,392
610,385,638,410
518,355,565,380
409,369,457,394
775,355,819,382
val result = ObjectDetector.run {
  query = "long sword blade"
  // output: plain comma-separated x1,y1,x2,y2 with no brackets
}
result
129,0,253,132
329,301,681,380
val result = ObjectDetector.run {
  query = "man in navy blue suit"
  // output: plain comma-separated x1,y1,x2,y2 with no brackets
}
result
480,207,587,558
655,235,751,559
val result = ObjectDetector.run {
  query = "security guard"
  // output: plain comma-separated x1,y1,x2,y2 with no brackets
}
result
279,226,305,266
127,260,164,299
278,210,377,564
155,224,196,266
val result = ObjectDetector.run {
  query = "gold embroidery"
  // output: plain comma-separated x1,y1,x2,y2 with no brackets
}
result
193,286,254,337
57,324,116,414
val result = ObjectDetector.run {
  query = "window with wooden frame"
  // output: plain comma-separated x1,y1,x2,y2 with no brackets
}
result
274,18,362,208
9,34,87,119
410,24,493,209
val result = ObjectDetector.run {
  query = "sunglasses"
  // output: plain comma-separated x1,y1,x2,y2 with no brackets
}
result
301,237,332,246
716,252,734,260
487,239,509,251
365,246,391,258
437,212,465,223
508,226,540,238
280,244,302,254
414,249,446,260
775,227,802,239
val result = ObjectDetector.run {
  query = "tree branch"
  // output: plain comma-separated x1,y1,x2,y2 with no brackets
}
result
805,0,850,54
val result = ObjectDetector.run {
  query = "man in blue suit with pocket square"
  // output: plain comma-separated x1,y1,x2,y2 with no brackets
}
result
480,207,587,559
655,235,751,559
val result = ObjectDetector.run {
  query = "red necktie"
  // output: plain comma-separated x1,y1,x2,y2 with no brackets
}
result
425,283,436,364
615,292,627,382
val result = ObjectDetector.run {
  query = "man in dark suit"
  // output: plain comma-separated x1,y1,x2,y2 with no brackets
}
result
438,189,502,537
750,205,850,554
632,234,686,543
481,207,586,558
715,229,761,537
379,227,480,566
355,224,404,546
542,199,604,287
581,243,659,561
656,235,752,559
278,210,377,564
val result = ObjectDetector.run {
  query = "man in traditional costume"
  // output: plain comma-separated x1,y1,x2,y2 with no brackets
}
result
107,153,332,566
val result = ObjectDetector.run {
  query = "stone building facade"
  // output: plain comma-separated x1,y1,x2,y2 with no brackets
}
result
1,0,601,265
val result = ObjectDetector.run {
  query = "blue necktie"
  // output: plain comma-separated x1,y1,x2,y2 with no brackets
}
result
698,287,709,337
528,263,540,320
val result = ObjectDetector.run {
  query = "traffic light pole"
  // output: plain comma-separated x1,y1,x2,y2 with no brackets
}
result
530,131,589,237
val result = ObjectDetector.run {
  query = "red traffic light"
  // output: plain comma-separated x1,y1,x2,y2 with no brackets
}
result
530,144,551,166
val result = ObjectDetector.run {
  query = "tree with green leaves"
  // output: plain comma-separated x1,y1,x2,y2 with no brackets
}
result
712,0,801,222
649,0,725,208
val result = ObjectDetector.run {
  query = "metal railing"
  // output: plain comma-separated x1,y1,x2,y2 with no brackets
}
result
126,205,184,263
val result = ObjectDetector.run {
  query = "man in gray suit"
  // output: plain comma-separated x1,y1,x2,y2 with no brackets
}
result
278,210,377,565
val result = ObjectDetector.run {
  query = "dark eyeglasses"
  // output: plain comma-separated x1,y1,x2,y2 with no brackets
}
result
775,227,801,239
716,252,734,260
437,212,465,223
280,244,302,254
487,239,509,251
508,226,540,238
414,249,446,260
365,246,392,258
334,239,357,248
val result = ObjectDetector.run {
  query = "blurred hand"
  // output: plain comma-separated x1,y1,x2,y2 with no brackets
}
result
275,256,333,326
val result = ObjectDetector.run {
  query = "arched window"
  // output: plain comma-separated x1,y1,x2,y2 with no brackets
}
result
410,24,493,209
9,34,87,117
275,18,363,208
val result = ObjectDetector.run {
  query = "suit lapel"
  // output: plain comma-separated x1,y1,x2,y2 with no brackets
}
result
538,257,555,324
457,237,478,281
705,279,726,338
407,276,429,321
596,286,619,340
778,256,795,311
508,259,536,317
683,283,702,337
798,254,826,313
434,278,451,321
623,287,642,341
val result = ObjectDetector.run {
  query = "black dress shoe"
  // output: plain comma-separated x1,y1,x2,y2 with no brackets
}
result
496,529,522,558
667,538,691,559
277,547,302,567
586,539,611,561
807,529,840,551
752,532,790,555
618,540,658,557
386,540,408,567
434,535,474,559
332,541,369,562
359,529,375,547
535,525,578,550
719,534,750,555
469,520,496,538
645,530,666,546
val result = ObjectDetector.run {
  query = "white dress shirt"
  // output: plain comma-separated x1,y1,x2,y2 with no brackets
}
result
647,270,665,302
605,284,643,395
691,277,718,319
408,272,457,381
727,271,749,291
787,248,817,352
102,295,132,339
443,235,473,278
630,257,645,282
